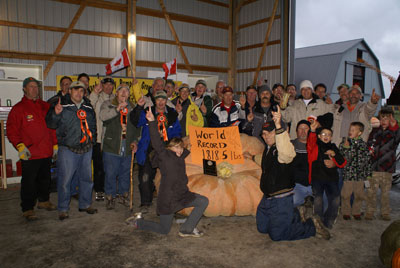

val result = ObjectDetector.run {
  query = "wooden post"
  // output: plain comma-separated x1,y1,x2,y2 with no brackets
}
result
43,1,86,80
252,0,279,85
159,0,193,73
282,0,289,85
126,0,131,77
131,0,137,78
0,120,7,189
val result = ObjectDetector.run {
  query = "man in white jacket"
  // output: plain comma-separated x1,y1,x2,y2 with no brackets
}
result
281,80,334,139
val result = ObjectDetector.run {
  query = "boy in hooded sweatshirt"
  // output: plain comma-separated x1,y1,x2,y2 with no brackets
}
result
307,120,346,229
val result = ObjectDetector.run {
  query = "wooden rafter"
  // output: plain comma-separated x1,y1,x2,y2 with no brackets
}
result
197,0,229,8
43,2,86,79
159,0,192,73
53,0,229,29
0,50,228,73
0,20,228,51
252,0,279,85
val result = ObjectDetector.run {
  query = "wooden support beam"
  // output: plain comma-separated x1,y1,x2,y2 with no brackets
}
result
131,0,137,78
238,15,281,30
126,0,132,76
159,0,192,74
252,0,279,85
197,0,229,8
43,2,86,79
0,50,229,73
282,0,289,85
237,39,280,51
53,0,229,29
0,20,228,51
238,65,280,73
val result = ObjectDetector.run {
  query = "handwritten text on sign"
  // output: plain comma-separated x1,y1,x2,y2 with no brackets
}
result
188,126,244,165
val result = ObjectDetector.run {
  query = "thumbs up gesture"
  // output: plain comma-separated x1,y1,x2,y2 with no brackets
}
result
55,97,63,115
191,109,198,122
200,101,207,114
370,88,380,104
175,99,183,113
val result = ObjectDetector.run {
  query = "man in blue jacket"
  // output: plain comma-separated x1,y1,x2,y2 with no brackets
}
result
130,90,181,213
46,81,97,220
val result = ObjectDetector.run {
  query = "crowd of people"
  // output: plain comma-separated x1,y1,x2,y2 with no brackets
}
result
6,73,400,240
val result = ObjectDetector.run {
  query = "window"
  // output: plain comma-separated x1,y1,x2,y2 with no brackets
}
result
357,49,363,60
353,65,365,93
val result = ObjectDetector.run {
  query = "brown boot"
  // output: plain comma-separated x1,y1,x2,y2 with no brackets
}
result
23,210,38,221
105,195,115,210
37,201,57,211
312,216,331,240
381,214,391,221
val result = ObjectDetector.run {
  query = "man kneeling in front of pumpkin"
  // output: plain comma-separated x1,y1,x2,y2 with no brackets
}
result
256,105,331,241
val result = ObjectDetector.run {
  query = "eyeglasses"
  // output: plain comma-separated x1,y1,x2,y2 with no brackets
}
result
320,132,332,137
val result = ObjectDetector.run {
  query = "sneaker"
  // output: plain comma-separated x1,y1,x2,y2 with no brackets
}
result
381,214,391,221
298,205,307,223
343,215,351,220
353,215,361,221
312,216,331,240
37,201,57,211
95,192,105,201
105,195,116,210
125,212,143,229
179,228,204,238
78,207,98,214
364,213,374,220
23,210,38,221
59,212,69,221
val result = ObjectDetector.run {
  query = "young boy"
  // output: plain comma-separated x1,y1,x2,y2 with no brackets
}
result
366,108,400,221
339,122,371,220
307,120,347,228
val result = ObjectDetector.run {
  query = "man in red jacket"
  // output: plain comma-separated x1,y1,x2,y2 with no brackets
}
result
7,77,57,221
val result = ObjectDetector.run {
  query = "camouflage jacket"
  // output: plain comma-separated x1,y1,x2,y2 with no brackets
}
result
339,137,372,181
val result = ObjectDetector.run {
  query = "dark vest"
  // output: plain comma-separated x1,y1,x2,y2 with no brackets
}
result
260,145,295,196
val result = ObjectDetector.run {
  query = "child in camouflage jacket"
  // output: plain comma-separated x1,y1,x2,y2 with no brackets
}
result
339,122,371,220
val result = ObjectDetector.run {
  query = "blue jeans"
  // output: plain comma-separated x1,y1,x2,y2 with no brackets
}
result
103,152,132,197
70,171,79,196
312,180,340,229
57,146,93,212
293,183,312,207
256,194,316,241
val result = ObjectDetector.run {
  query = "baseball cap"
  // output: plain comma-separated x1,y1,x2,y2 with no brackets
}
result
154,90,167,100
23,77,39,87
69,81,86,89
101,76,115,84
262,121,276,132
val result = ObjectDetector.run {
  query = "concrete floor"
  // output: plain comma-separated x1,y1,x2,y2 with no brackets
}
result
0,178,399,268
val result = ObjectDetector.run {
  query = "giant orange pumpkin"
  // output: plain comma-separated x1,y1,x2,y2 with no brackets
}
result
154,133,265,217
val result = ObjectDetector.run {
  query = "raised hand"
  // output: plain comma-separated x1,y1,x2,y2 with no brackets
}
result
200,101,207,114
93,83,102,94
325,94,333,104
343,137,350,147
190,109,198,122
310,119,319,132
370,88,380,104
271,105,281,129
239,93,246,108
117,101,128,111
55,97,63,115
145,108,155,122
389,114,397,127
175,99,183,113
256,78,263,87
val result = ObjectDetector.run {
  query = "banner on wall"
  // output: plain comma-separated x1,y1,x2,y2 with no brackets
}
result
56,75,181,102
188,125,244,165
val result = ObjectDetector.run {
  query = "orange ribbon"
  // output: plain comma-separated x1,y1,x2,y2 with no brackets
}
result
77,109,93,144
157,112,168,142
120,108,128,139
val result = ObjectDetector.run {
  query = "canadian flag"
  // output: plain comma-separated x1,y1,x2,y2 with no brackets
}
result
162,58,177,79
105,48,131,75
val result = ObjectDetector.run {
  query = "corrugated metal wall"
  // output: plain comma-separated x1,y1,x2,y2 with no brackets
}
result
236,0,282,91
0,0,286,99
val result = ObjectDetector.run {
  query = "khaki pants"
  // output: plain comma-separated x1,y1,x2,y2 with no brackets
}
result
341,180,365,216
366,172,392,217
